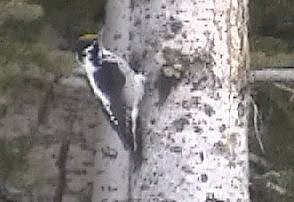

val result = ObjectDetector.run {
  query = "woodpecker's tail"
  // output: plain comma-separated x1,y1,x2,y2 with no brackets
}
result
101,104,135,151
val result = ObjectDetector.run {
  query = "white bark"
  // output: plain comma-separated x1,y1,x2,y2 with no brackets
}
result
91,1,132,201
93,0,250,201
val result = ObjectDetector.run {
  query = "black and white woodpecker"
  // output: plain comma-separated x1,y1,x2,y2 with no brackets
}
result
75,28,146,151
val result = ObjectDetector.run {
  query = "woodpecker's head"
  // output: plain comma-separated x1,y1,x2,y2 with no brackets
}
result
75,33,98,64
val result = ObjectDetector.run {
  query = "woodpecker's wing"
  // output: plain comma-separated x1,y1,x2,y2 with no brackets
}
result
92,54,134,150
76,38,137,150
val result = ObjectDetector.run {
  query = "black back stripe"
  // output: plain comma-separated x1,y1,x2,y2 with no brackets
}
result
89,40,101,67
93,61,126,98
87,42,134,150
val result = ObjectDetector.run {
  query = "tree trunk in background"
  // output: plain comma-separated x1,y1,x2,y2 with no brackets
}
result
93,0,250,201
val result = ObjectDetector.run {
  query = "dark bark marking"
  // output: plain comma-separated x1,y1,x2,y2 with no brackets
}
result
182,166,194,174
162,47,178,65
237,102,245,117
53,137,70,202
213,141,229,155
107,185,118,192
191,76,208,91
229,133,238,146
53,110,75,202
206,193,225,202
134,19,141,26
191,96,201,108
182,100,190,110
130,0,135,10
150,119,156,125
219,124,226,133
155,71,180,106
170,146,182,153
155,47,193,105
142,50,148,59
140,184,150,191
101,146,118,159
199,151,204,162
194,126,203,134
82,161,94,167
162,47,190,68
172,118,189,132
88,123,97,128
37,82,55,125
129,51,143,72
0,104,7,119
67,169,87,175
129,31,134,41
203,104,215,117
201,174,208,182
113,33,122,40
164,33,176,40
170,19,183,35
181,31,187,39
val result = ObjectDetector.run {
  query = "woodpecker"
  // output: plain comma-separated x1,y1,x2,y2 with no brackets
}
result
75,30,146,151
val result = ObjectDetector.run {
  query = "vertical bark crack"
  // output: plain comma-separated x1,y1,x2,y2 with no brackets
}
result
53,137,70,202
53,113,75,202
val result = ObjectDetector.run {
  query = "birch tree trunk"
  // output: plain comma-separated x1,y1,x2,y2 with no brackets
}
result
93,0,250,201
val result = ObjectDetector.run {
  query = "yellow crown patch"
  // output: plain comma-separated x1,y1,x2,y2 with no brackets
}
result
79,33,98,40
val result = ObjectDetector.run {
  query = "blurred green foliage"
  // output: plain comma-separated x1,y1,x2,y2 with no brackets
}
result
0,0,105,196
29,0,106,46
249,0,294,55
252,84,294,202
250,1,294,199
250,37,289,56
249,0,294,66
250,0,294,38
0,18,43,42
0,0,105,102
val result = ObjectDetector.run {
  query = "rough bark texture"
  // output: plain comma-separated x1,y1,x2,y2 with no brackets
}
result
0,76,99,201
94,0,250,201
